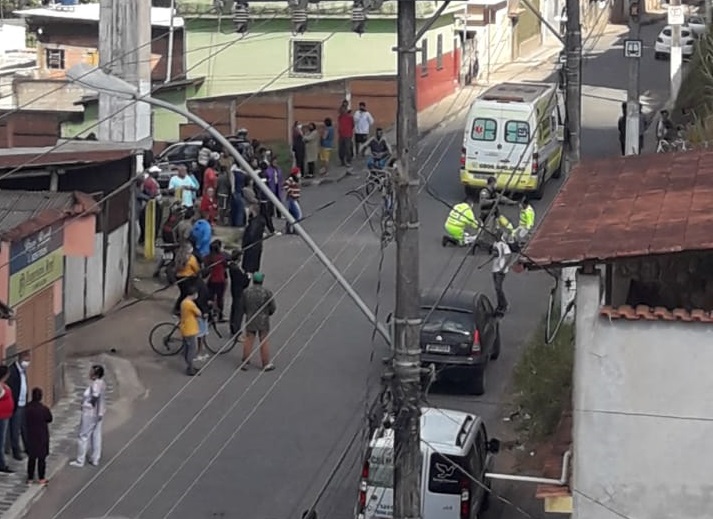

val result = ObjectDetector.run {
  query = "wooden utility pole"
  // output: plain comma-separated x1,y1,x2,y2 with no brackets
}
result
564,0,582,171
392,0,422,518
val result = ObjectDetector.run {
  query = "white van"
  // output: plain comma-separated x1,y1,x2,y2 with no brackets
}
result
355,407,500,519
460,82,565,199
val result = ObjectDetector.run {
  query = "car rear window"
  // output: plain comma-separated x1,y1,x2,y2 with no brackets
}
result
421,309,472,335
367,447,394,488
428,453,467,494
471,118,497,141
682,29,692,38
504,120,530,144
663,29,672,36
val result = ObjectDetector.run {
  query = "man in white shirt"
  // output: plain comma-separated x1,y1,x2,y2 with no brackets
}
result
353,101,374,153
7,351,29,460
491,232,511,314
168,165,198,209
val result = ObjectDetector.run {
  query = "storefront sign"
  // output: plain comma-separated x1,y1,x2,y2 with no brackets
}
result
10,224,63,275
9,248,64,307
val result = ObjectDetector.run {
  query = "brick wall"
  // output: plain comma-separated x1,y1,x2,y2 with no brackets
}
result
0,111,72,148
181,76,399,145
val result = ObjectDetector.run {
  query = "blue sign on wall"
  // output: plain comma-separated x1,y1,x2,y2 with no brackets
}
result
10,224,64,275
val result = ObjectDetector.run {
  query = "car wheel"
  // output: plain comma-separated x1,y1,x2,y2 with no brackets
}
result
491,326,501,360
468,365,487,396
480,481,492,513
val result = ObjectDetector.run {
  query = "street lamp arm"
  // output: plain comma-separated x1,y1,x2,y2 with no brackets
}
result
141,94,393,346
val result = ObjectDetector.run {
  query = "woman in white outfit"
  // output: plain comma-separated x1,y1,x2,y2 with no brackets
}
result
69,365,106,468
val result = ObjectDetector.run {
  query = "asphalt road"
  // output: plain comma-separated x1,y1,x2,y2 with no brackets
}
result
27,21,670,519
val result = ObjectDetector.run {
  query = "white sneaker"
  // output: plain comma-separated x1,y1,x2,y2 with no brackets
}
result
69,461,84,468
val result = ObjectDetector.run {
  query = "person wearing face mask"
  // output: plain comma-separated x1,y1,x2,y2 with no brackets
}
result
6,351,29,461
70,365,106,467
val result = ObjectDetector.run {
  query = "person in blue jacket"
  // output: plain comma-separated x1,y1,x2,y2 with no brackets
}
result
191,219,213,259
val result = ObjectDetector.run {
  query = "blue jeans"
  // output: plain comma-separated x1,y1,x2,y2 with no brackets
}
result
286,198,302,234
230,193,245,227
367,156,388,170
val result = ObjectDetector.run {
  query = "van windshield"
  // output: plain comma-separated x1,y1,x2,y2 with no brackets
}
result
504,121,530,144
428,452,467,494
368,447,394,488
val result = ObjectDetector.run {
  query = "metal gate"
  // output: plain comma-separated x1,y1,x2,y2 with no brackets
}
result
14,287,56,406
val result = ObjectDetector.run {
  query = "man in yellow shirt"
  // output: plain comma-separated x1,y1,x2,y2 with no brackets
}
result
173,243,201,315
443,199,479,246
180,286,202,376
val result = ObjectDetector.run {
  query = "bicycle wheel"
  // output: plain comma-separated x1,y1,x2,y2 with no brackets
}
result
149,322,184,356
205,318,238,354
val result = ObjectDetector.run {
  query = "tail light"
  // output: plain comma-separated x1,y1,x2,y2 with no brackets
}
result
531,152,539,175
460,477,471,519
358,461,369,513
471,329,481,355
460,147,466,167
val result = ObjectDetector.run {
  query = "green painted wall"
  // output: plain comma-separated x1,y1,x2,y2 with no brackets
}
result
61,88,195,142
185,17,454,98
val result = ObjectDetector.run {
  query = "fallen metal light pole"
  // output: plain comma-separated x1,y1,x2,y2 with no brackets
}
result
486,450,571,486
67,63,392,346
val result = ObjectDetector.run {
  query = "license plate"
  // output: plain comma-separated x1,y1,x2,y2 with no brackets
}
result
162,251,174,260
426,344,450,353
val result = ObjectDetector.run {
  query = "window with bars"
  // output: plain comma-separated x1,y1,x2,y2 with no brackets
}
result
421,38,428,76
291,40,323,76
45,48,65,70
436,34,444,70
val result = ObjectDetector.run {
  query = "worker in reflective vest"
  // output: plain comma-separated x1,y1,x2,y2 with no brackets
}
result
514,197,536,243
444,199,479,245
496,214,515,241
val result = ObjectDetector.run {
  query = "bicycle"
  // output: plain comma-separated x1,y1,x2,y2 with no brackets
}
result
656,138,689,153
149,306,237,356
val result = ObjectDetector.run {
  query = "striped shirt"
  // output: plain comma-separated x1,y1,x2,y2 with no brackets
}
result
284,177,301,200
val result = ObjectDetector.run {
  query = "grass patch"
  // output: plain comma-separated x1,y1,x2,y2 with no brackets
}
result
512,315,574,442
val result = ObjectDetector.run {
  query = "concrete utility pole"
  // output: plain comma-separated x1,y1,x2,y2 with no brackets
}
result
98,0,152,142
670,0,683,102
625,1,641,156
564,0,582,172
392,0,422,518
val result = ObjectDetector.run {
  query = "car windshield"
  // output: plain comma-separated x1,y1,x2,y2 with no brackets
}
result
662,29,672,37
689,17,703,24
367,447,394,488
420,309,472,335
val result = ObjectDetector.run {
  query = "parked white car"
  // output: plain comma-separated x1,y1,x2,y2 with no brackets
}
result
654,25,696,60
686,15,707,36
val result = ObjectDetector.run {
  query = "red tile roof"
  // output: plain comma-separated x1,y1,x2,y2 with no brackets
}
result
522,150,713,269
600,304,713,322
535,411,572,500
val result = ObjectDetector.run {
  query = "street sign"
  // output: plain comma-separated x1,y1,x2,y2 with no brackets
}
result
624,39,643,58
668,5,685,25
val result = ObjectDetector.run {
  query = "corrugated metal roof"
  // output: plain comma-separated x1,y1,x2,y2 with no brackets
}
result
523,150,713,269
0,139,149,170
0,190,98,242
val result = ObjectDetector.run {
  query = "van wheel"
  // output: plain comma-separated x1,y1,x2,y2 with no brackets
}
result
465,185,478,200
480,482,492,513
531,170,546,200
552,158,563,179
468,365,486,396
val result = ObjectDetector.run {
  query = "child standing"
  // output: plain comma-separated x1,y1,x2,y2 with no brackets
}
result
283,168,302,234
25,387,52,485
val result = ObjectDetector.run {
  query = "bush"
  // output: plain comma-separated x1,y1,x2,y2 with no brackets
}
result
512,315,574,441
264,141,293,175
674,32,713,143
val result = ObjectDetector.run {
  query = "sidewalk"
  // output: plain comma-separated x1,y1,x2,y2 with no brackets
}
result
302,40,564,187
0,354,142,519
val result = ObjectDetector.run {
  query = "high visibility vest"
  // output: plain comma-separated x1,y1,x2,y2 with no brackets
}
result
446,203,477,229
497,215,514,233
519,205,535,230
